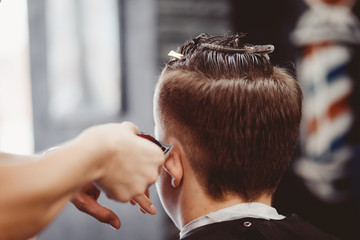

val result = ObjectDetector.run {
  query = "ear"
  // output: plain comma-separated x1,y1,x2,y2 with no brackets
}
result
163,139,184,188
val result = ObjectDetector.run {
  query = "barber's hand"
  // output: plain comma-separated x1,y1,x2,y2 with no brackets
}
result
71,183,121,229
80,121,164,203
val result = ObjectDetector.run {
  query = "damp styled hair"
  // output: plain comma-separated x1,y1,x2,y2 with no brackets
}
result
156,33,302,201
166,33,275,80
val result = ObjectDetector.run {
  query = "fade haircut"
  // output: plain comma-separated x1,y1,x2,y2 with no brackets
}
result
155,33,302,201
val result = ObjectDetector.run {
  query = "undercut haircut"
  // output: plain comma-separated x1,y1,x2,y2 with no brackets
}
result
155,33,302,201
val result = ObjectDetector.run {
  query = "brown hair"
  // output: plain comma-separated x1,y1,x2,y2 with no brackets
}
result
156,33,302,201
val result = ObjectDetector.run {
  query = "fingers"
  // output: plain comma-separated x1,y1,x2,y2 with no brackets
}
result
145,188,150,198
132,190,157,215
80,196,121,229
72,189,121,229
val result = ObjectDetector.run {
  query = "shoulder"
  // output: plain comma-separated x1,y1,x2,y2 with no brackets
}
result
181,216,340,240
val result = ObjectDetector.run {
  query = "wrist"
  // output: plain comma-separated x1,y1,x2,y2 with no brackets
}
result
71,129,112,182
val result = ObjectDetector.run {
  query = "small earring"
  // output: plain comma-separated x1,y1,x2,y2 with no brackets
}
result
171,177,177,188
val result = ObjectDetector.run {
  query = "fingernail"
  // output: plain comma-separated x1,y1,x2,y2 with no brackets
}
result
150,205,157,214
108,224,118,230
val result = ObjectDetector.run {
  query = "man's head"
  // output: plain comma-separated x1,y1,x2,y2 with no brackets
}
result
154,33,302,226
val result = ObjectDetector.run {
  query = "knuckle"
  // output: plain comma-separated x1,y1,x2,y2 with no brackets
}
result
133,184,145,196
72,196,86,210
122,121,130,125
156,151,165,163
148,172,158,184
106,192,115,200
116,192,130,202
122,121,138,133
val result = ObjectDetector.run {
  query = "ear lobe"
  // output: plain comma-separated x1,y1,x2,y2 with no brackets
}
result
163,143,184,188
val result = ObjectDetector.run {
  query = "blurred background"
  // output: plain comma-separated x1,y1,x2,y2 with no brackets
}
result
0,0,359,239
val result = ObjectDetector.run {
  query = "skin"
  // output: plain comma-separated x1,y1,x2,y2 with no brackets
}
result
0,122,164,240
153,87,272,230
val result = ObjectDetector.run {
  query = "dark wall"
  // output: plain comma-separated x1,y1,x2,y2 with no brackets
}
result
158,0,231,66
230,0,307,68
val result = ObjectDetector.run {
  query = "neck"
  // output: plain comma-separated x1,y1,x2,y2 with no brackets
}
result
177,173,272,229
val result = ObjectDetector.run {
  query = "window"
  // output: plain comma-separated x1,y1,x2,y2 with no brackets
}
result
28,0,124,150
45,0,122,122
0,0,33,154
